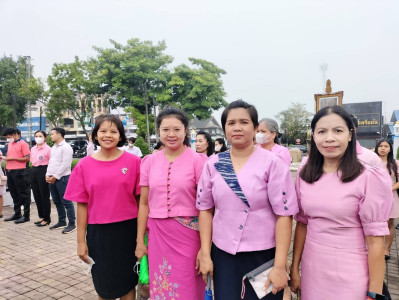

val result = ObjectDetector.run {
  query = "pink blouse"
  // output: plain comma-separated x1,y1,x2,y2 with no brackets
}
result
30,143,51,166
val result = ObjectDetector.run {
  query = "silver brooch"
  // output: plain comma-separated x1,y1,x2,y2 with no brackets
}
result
121,168,128,174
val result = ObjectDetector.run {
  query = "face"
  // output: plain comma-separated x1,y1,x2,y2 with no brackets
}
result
257,122,276,145
377,141,391,157
50,130,62,143
195,134,208,154
95,121,121,149
5,134,16,142
313,113,352,164
159,117,187,151
128,142,134,147
215,141,221,147
225,108,256,148
35,132,45,144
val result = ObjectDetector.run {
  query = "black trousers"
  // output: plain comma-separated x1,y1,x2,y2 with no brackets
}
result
6,168,31,218
31,166,51,221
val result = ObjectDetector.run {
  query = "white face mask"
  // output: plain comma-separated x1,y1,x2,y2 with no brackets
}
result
215,145,222,152
255,133,270,144
128,143,134,148
6,138,14,143
35,137,45,145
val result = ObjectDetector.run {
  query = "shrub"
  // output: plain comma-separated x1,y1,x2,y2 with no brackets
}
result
135,137,151,157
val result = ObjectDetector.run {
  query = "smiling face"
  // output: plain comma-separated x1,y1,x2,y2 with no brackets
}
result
225,108,257,149
159,117,187,151
195,134,208,154
95,121,121,150
377,141,391,158
313,113,352,165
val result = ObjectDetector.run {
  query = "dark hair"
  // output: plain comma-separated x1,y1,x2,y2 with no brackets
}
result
51,127,66,138
34,130,47,138
375,138,397,177
2,127,18,136
128,137,137,143
92,114,126,147
196,131,214,156
300,105,364,183
350,114,358,128
215,138,227,153
154,140,164,150
15,128,21,135
221,100,258,132
156,106,190,147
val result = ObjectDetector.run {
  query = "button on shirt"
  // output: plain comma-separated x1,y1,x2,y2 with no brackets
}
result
30,143,51,167
5,139,30,170
140,147,207,218
196,148,298,255
46,140,73,179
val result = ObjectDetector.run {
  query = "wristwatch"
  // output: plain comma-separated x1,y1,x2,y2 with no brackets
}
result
367,291,387,300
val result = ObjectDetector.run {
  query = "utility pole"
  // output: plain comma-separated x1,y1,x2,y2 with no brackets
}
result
25,56,32,146
153,95,158,142
143,80,151,145
12,94,17,128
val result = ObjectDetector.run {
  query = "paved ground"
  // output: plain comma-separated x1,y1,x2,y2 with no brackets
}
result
1,191,398,299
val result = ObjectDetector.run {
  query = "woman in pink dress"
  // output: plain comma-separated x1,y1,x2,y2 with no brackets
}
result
290,106,393,300
375,138,399,260
0,150,5,218
256,118,291,166
135,107,207,300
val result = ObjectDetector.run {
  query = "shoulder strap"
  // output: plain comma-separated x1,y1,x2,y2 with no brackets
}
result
214,151,250,207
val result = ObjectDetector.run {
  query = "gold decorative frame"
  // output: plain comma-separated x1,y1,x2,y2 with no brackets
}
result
314,91,344,112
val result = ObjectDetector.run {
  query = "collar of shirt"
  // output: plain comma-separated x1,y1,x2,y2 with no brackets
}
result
56,140,66,147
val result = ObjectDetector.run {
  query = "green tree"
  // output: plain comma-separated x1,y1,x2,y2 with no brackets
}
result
168,58,227,119
0,55,43,130
134,136,151,156
275,102,312,145
124,106,154,139
45,57,98,138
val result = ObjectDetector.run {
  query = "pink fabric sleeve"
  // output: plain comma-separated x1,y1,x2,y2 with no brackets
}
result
194,153,207,185
134,158,141,196
359,167,392,236
279,148,292,166
294,168,308,225
64,161,89,203
267,157,298,216
196,159,215,210
139,155,151,186
21,141,30,156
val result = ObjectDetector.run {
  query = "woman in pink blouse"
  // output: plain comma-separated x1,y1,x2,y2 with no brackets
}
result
256,118,291,166
30,130,52,226
197,100,298,300
65,115,141,300
135,107,207,300
290,106,393,300
375,138,399,260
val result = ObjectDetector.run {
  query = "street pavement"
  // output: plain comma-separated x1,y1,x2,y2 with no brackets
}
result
1,185,398,299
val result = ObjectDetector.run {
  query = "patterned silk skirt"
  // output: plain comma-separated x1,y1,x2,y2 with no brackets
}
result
147,217,205,300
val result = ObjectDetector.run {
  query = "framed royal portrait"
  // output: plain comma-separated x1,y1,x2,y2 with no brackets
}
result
314,91,344,112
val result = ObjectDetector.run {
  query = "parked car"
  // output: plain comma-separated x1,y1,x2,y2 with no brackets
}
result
289,144,308,155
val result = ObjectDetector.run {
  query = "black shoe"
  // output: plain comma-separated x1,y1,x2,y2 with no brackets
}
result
0,214,3,218
4,214,22,222
34,219,44,225
385,255,391,260
37,220,51,227
62,224,76,234
14,216,30,224
396,224,399,230
49,222,67,230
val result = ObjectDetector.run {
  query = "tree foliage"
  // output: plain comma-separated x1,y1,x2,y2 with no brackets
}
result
124,106,154,139
168,58,227,119
0,55,43,130
275,102,312,145
134,136,151,157
45,57,98,137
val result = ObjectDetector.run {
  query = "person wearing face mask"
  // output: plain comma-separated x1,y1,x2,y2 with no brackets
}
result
256,118,291,166
124,137,143,158
214,138,228,154
30,130,52,226
1,127,31,223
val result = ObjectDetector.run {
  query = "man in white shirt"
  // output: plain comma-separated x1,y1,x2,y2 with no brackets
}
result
46,128,75,234
124,137,143,157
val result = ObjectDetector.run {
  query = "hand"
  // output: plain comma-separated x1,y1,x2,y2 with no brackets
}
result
135,242,148,260
3,157,11,161
46,176,56,184
199,252,214,283
265,266,288,295
195,249,201,272
77,242,90,264
288,266,301,294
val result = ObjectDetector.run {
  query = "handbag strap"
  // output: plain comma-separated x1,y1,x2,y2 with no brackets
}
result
214,151,250,208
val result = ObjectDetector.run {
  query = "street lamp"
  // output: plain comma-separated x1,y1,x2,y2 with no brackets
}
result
23,56,32,146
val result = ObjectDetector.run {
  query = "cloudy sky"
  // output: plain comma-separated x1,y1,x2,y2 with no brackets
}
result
1,0,398,122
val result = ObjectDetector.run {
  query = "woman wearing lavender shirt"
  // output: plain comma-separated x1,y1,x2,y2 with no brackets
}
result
197,100,298,299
